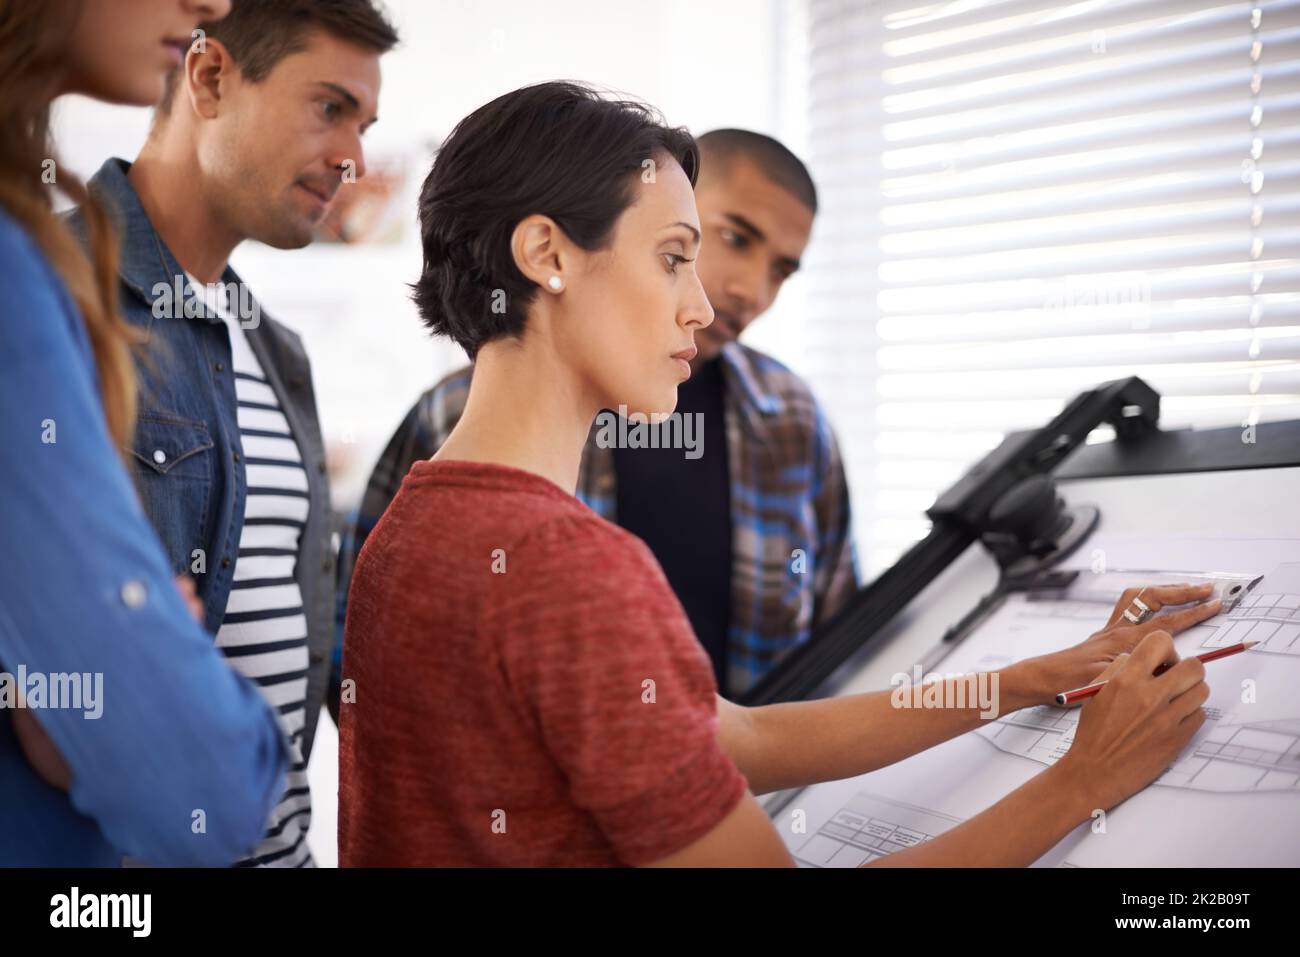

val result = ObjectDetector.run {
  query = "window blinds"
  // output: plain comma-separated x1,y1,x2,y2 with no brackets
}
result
804,0,1300,575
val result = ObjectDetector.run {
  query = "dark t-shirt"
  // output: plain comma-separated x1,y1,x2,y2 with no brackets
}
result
612,356,733,694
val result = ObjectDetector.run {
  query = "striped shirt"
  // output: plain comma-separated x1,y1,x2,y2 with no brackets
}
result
190,275,314,868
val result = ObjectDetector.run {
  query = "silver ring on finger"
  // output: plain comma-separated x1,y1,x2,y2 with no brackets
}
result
1122,592,1154,624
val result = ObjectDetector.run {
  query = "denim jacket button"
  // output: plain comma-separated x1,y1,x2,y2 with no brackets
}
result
152,449,167,465
214,361,225,372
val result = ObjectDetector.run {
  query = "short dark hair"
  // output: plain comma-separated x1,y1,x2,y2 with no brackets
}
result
412,80,699,359
697,128,818,214
157,0,399,115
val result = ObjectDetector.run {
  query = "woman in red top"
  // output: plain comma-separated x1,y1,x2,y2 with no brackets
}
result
339,81,1221,867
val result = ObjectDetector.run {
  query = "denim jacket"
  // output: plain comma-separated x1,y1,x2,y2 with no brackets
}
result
69,158,335,762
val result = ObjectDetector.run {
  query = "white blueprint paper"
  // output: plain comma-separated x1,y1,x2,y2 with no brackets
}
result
776,536,1300,867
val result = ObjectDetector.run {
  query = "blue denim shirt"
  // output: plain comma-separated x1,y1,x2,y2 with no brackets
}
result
69,159,336,762
0,206,287,866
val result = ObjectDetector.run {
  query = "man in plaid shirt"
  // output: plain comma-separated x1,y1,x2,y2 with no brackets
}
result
332,129,859,702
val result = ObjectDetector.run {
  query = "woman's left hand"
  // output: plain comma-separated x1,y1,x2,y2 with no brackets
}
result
1013,582,1222,708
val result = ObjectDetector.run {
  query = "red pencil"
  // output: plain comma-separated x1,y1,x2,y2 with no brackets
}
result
1054,641,1257,706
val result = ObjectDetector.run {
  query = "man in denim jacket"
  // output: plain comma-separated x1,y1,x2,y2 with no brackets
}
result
69,0,398,867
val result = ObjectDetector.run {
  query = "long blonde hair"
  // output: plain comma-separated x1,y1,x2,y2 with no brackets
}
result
0,0,138,448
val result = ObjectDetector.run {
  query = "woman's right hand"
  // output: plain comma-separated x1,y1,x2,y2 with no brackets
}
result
1060,629,1209,812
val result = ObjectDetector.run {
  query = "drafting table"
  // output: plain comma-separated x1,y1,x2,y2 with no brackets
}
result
770,419,1300,866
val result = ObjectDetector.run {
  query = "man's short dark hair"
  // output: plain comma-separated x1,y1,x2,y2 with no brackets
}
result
412,80,700,360
697,129,818,214
157,0,399,115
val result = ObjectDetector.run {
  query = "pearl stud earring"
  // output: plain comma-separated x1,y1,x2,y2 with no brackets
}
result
547,275,563,291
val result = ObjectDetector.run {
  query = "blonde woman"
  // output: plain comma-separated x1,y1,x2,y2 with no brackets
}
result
0,0,287,865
